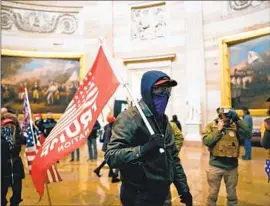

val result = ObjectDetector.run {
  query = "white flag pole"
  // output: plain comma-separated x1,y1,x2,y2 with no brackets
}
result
98,38,155,136
24,88,37,148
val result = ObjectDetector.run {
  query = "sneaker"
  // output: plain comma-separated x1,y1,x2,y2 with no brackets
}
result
242,156,251,160
70,159,74,162
111,177,120,183
94,169,101,177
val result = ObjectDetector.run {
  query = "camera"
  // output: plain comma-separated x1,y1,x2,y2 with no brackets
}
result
218,113,232,128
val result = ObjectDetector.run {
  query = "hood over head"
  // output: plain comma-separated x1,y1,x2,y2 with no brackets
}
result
140,70,177,115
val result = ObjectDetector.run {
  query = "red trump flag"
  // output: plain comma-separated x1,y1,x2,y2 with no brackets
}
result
31,46,120,197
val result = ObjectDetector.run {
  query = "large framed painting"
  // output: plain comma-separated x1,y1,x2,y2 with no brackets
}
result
1,49,86,119
220,27,270,116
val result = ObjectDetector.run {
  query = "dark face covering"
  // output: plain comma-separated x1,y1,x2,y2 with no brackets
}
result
152,94,169,117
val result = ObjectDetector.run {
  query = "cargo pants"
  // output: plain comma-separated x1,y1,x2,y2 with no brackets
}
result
206,165,238,206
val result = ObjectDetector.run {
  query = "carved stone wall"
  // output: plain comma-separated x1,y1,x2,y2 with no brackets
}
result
131,3,166,40
1,5,78,34
228,0,266,11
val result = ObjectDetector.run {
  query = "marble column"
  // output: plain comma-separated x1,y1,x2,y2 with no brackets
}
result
184,1,206,141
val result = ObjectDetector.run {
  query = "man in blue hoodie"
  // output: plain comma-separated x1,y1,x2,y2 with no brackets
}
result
105,71,192,206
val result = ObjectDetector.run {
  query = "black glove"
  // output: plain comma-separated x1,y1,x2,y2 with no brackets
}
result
180,191,193,206
140,134,164,155
227,109,239,123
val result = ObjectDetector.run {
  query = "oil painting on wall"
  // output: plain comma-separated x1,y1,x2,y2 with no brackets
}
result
1,56,80,113
229,34,270,109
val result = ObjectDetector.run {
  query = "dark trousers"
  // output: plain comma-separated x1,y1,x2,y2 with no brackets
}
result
96,160,118,176
71,148,80,160
120,183,169,206
2,178,22,206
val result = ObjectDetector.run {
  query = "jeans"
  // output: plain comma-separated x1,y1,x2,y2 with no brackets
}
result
2,177,23,206
244,139,252,158
87,138,97,160
71,148,80,160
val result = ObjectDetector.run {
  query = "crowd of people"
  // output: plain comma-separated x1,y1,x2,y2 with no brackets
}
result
1,70,270,206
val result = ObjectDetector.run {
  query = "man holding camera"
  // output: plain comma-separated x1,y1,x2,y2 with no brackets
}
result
203,108,250,206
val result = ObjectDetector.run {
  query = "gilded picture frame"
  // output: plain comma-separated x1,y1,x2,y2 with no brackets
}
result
1,49,86,120
219,27,270,116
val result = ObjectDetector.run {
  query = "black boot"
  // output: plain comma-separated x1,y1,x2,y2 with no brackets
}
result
111,175,120,183
94,168,101,177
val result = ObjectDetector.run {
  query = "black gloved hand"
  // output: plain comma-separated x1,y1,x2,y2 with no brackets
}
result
140,134,164,155
180,191,193,206
227,109,239,123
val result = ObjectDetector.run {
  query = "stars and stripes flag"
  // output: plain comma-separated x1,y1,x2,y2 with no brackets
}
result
22,91,30,132
23,89,62,184
31,45,121,198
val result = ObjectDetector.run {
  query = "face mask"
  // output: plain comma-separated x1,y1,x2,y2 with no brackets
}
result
152,94,169,116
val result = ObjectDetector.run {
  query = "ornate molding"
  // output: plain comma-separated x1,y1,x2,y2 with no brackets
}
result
1,6,78,34
228,0,264,11
123,53,175,65
131,3,166,40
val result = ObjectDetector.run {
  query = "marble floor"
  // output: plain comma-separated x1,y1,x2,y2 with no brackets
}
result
6,142,270,206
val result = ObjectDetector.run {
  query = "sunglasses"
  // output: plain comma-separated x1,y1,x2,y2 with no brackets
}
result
152,86,172,96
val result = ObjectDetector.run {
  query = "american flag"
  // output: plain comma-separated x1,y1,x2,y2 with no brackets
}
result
22,91,30,132
23,89,62,183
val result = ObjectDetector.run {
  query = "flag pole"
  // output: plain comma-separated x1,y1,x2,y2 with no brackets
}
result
98,38,157,138
24,88,36,147
46,183,52,206
24,88,53,205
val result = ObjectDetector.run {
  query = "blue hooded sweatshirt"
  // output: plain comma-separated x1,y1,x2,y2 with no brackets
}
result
140,70,171,119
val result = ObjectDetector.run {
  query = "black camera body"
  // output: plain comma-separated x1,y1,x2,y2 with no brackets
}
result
218,113,233,128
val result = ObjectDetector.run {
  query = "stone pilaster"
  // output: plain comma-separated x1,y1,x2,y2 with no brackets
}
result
184,1,206,141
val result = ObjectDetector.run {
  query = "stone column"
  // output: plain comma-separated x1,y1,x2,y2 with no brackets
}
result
184,1,206,141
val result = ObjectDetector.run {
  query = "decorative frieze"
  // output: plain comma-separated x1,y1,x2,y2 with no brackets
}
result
1,6,78,34
228,0,264,11
131,3,166,40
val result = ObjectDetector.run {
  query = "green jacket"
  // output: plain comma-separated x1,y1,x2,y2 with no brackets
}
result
202,119,251,170
105,101,189,194
170,121,184,152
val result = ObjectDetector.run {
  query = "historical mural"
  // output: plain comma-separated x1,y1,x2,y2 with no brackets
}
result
229,34,270,109
1,56,80,113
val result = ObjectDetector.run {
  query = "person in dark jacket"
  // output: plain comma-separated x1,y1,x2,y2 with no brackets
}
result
94,116,120,183
171,114,182,131
242,107,253,160
105,70,192,206
1,111,25,206
42,112,57,138
86,120,101,161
